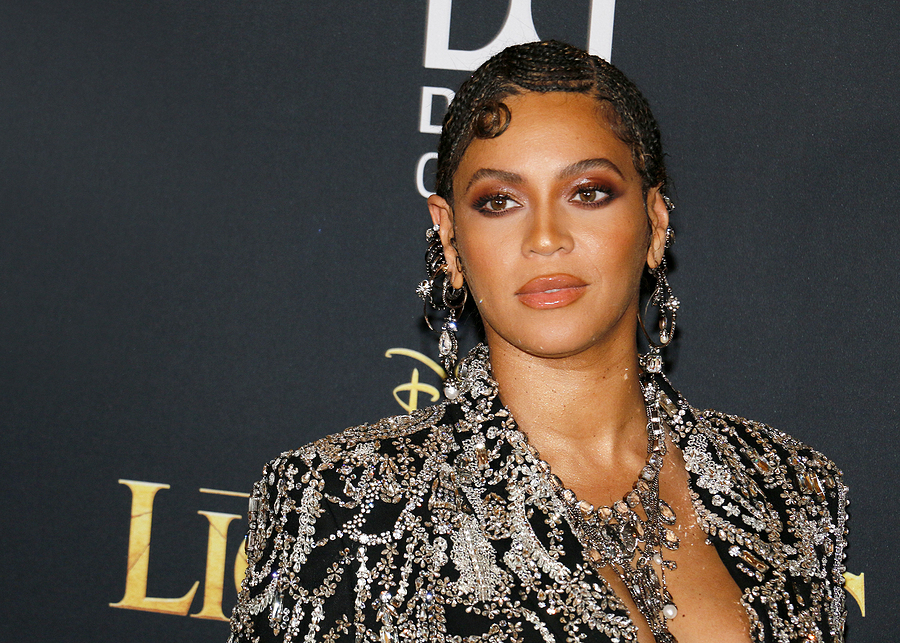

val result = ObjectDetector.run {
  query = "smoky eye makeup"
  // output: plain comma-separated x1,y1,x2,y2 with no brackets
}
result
569,183,615,207
470,192,521,216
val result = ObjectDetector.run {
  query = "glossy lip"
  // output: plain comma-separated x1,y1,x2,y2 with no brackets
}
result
515,274,588,309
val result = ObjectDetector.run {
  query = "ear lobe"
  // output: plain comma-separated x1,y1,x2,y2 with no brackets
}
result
426,195,466,289
645,188,671,269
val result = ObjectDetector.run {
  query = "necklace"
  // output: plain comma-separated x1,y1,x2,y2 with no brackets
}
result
456,346,681,642
546,376,681,643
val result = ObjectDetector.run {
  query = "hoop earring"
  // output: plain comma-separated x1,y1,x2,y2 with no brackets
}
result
417,225,467,399
639,229,679,374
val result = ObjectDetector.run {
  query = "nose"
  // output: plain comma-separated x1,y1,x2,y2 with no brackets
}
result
522,202,574,256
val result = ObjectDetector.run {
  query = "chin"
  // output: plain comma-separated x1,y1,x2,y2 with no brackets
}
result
508,333,600,360
483,307,635,361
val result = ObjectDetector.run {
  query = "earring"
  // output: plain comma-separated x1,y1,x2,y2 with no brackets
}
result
639,228,679,374
438,309,461,399
418,225,467,399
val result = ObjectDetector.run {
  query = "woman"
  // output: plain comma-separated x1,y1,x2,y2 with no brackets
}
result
228,41,847,643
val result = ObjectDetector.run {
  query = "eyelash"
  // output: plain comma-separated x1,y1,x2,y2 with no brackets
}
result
570,184,613,207
471,193,520,216
470,184,614,216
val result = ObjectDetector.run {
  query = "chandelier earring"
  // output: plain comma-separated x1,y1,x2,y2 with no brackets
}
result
639,225,680,374
417,224,467,399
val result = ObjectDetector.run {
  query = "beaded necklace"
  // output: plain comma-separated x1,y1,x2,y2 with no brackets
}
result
457,345,681,642
517,375,681,643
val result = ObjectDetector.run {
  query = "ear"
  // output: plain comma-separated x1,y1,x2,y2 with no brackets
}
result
645,187,670,270
427,194,466,289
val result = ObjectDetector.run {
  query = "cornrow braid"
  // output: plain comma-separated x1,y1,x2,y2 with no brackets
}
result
435,40,668,203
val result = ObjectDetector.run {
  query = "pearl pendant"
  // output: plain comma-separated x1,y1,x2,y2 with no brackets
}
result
662,603,677,619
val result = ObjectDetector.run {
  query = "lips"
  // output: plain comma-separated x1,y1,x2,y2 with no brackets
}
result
515,274,588,309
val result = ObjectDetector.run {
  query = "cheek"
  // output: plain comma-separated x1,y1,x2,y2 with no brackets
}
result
586,217,651,275
456,239,501,302
453,230,520,322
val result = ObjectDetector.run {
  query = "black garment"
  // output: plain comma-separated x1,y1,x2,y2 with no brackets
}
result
229,346,847,642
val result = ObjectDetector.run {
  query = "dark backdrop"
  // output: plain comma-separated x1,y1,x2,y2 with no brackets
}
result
2,1,894,640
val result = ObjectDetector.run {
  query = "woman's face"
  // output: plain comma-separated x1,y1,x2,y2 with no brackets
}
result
429,91,669,361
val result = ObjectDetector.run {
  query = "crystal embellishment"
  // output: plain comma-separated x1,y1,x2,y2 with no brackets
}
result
548,376,680,642
439,330,453,355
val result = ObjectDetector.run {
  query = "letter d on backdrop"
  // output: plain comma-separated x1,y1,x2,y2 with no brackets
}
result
424,0,616,70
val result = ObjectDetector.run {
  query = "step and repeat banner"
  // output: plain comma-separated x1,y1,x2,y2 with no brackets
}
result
2,1,894,640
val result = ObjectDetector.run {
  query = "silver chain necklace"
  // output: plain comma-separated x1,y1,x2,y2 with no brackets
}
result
548,376,680,643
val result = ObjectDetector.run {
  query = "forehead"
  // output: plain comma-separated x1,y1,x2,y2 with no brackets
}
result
455,91,636,184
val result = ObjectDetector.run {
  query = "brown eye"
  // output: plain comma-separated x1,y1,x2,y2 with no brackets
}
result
489,196,511,211
473,192,520,215
572,186,610,205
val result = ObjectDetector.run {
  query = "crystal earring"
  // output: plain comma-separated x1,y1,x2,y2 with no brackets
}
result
438,310,460,399
639,228,679,374
417,225,467,399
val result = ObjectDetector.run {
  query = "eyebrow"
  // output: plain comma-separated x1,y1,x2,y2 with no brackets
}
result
558,157,625,180
463,158,625,194
464,168,523,194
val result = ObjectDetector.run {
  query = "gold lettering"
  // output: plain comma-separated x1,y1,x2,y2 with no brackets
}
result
385,348,446,377
109,480,199,615
843,571,865,616
385,348,446,412
199,487,250,498
392,367,441,413
191,511,242,621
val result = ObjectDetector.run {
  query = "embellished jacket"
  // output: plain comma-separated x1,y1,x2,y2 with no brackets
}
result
229,346,848,643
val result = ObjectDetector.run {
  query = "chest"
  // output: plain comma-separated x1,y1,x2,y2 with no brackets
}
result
400,429,835,643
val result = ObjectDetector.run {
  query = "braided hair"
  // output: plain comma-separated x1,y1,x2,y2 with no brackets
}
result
435,40,668,203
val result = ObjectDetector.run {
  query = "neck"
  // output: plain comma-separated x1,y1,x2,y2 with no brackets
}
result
486,334,649,462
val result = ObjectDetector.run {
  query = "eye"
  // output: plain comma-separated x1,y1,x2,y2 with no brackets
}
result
473,193,520,215
571,186,611,205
